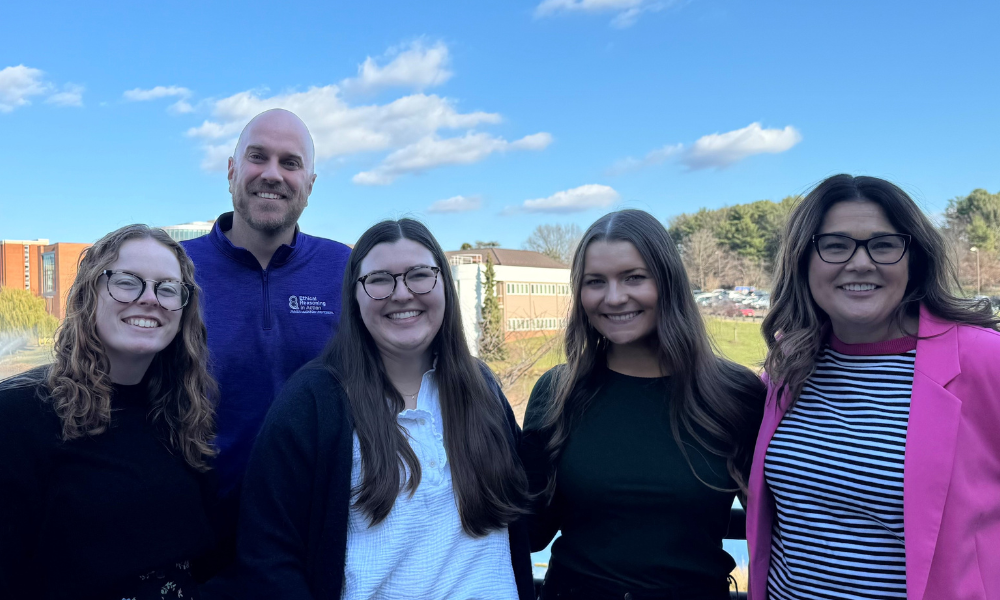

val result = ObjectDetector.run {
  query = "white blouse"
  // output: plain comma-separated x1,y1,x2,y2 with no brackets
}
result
341,368,518,600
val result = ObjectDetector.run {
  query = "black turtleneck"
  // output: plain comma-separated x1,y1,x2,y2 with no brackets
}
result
0,370,216,600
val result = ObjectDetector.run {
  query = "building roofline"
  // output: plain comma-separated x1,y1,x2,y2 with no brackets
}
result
444,248,568,269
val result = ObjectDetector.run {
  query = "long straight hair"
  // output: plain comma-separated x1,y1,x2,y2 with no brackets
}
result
46,224,216,470
762,174,999,406
541,209,764,495
324,219,528,536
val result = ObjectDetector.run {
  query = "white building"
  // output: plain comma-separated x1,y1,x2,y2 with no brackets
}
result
446,249,571,357
161,221,215,242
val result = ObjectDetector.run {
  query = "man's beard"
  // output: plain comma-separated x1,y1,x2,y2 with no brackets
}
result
233,187,306,234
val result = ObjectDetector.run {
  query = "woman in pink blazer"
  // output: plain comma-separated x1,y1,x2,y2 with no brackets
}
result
749,174,1000,600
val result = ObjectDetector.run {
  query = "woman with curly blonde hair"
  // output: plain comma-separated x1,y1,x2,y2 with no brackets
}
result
0,224,218,600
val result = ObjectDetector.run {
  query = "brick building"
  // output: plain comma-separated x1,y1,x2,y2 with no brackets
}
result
0,239,49,295
445,248,571,355
1,239,91,319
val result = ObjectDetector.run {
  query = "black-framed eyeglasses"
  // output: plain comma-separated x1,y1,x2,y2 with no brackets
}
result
357,266,441,300
812,234,912,265
100,270,193,311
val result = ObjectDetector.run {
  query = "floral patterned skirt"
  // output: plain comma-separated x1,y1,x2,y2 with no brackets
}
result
117,560,198,600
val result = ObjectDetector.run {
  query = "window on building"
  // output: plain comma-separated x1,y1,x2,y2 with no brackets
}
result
23,245,31,289
506,317,568,331
41,252,55,296
505,283,530,295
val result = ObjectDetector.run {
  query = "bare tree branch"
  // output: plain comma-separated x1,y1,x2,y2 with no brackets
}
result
523,223,582,265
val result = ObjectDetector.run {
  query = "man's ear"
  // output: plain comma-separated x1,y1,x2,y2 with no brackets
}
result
306,172,317,197
227,156,236,194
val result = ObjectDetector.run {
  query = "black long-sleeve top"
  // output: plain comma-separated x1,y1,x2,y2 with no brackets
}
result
520,364,764,596
0,370,216,600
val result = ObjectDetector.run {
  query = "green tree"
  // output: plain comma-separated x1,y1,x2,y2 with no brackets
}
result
478,256,507,361
947,189,1000,253
716,205,766,260
668,208,724,246
749,195,800,264
460,242,474,250
0,287,59,342
967,214,997,252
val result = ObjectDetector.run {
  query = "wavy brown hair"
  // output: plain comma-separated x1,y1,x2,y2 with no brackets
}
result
762,174,999,407
46,224,216,471
539,209,765,496
324,218,528,536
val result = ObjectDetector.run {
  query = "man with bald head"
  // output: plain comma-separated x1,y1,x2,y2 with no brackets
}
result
182,109,350,500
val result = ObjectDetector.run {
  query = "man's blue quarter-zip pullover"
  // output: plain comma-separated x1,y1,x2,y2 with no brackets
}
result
182,212,351,495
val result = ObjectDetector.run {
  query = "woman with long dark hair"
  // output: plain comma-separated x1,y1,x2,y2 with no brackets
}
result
521,209,765,600
748,174,1000,599
235,218,534,599
0,225,217,599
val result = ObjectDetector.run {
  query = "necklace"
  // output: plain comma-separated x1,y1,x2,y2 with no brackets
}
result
398,386,420,401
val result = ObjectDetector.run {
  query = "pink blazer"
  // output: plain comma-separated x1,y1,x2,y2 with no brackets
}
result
747,305,1000,600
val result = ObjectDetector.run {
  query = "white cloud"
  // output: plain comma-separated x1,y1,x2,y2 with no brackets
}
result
535,0,671,27
353,131,552,185
611,123,801,174
341,40,452,95
0,65,52,112
427,195,483,213
46,84,84,107
536,0,643,15
188,86,506,171
608,142,683,174
520,184,620,213
123,86,192,101
183,41,552,177
683,122,802,170
169,99,194,114
124,86,194,114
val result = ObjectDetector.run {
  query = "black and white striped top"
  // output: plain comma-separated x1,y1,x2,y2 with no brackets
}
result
764,336,917,600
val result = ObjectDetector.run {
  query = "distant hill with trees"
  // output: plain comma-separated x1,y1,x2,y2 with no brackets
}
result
667,187,1000,294
668,196,800,290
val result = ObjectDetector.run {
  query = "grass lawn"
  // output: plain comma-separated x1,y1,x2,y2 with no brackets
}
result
0,342,54,380
704,317,767,371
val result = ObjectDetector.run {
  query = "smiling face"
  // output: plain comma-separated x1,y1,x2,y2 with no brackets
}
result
808,199,911,343
580,240,659,348
94,238,184,382
228,110,316,235
356,238,446,363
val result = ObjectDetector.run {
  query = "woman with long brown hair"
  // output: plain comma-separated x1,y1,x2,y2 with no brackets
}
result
748,174,1000,600
0,225,217,600
520,209,765,600
234,218,534,599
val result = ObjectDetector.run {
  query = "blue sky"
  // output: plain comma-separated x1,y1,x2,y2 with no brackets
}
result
3,0,998,251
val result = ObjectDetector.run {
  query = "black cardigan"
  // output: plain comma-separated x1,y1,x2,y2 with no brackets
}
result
232,361,536,599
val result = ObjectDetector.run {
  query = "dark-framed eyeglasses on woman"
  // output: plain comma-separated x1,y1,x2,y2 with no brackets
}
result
357,266,441,300
812,233,912,265
100,270,193,311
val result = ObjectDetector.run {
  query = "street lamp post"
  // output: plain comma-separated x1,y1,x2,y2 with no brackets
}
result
970,247,980,296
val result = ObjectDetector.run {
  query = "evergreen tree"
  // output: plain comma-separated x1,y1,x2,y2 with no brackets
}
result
717,205,766,260
947,189,1000,254
478,255,507,361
